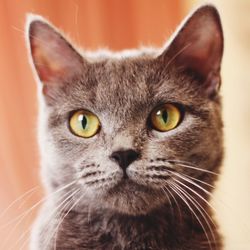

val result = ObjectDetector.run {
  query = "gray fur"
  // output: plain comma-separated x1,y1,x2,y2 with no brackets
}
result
27,5,224,250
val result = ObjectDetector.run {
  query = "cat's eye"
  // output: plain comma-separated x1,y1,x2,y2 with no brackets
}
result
69,110,100,138
150,104,181,132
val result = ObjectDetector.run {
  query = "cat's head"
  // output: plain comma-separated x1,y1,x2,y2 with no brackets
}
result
27,5,223,215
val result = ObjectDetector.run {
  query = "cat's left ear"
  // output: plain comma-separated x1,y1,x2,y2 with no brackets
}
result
26,15,85,93
159,5,223,98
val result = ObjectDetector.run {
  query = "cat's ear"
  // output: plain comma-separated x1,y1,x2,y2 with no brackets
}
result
26,15,85,94
159,5,223,98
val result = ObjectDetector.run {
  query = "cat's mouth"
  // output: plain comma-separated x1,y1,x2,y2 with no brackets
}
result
107,177,155,197
118,178,145,189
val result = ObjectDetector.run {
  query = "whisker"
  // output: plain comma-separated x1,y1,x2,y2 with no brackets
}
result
0,186,39,219
175,183,217,229
173,171,234,214
42,189,81,250
163,186,182,221
0,180,77,230
181,173,215,188
172,182,216,250
14,188,78,250
53,191,83,249
0,180,77,250
169,181,212,250
173,172,214,196
168,160,219,176
172,176,216,211
160,187,174,216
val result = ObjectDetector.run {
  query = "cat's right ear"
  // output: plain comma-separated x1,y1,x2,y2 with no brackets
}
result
26,14,86,98
158,5,223,99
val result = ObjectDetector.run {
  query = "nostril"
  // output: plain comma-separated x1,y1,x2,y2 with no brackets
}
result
127,150,140,163
110,149,140,170
111,152,122,165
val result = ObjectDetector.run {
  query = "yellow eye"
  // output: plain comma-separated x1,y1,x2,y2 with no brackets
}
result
150,104,181,132
69,110,100,138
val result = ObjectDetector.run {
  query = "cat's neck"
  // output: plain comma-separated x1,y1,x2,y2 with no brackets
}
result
56,203,221,249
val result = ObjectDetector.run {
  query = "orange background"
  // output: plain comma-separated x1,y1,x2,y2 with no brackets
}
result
0,1,249,249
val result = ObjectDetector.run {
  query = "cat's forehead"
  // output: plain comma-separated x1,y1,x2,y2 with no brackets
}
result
66,55,203,116
83,57,154,119
94,58,151,98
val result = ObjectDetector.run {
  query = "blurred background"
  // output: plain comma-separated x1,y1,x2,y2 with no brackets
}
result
0,0,249,249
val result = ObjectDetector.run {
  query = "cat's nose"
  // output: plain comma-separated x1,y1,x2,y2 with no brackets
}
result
110,149,140,171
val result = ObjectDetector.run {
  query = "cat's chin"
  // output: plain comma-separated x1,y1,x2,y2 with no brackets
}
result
100,179,165,215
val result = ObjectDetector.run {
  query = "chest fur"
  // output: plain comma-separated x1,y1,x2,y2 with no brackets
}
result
35,207,222,250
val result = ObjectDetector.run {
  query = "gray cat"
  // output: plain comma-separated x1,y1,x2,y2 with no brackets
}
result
27,5,224,250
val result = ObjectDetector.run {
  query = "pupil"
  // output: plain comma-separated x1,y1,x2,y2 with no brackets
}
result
162,110,168,123
81,115,87,129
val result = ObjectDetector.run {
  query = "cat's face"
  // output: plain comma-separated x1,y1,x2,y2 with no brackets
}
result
27,6,223,215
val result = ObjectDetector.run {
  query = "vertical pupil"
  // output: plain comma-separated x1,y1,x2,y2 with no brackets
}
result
81,115,87,129
162,110,168,123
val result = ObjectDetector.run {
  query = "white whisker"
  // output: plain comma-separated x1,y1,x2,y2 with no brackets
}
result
172,176,216,211
160,187,174,216
175,182,217,229
181,173,215,188
169,181,212,250
17,188,78,250
163,186,182,221
53,191,83,249
0,180,77,229
172,182,216,250
42,188,80,250
0,180,77,249
0,186,39,219
168,160,219,175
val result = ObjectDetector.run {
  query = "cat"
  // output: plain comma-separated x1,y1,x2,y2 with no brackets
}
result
27,4,224,250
